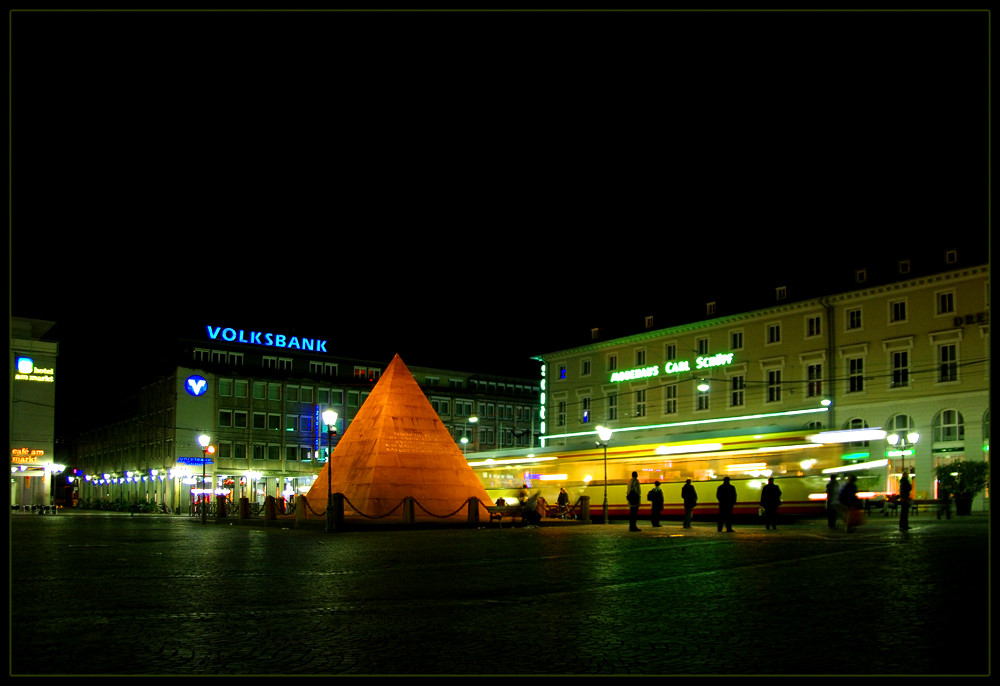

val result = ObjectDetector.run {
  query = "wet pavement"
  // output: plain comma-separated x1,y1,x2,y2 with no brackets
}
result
9,510,990,676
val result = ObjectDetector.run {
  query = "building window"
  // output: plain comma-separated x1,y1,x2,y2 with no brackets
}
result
234,442,247,460
234,411,248,428
807,364,823,397
766,369,782,403
855,268,867,283
608,393,618,421
634,389,647,418
253,413,267,430
268,384,281,401
219,410,233,427
766,323,781,344
807,316,821,338
696,387,709,411
697,337,709,354
934,409,965,442
776,286,787,301
664,384,677,414
937,291,955,315
890,299,907,323
219,378,233,397
891,351,910,388
267,444,280,461
581,397,591,423
848,358,864,393
898,259,911,274
607,354,617,372
556,400,566,428
285,446,298,462
665,344,677,360
285,415,298,432
253,382,266,400
730,375,745,407
235,380,248,398
636,349,646,366
847,308,862,330
252,444,265,461
559,365,567,380
845,418,870,448
581,360,591,376
706,301,716,316
938,343,958,382
730,330,743,350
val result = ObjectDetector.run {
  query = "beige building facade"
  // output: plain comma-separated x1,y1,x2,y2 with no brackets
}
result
538,263,990,507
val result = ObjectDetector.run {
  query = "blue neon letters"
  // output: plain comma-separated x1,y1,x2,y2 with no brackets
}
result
206,326,328,353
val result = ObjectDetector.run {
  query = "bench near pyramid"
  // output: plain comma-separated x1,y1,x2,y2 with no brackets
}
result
305,354,495,520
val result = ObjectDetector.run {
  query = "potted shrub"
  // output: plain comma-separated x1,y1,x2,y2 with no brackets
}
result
935,461,990,516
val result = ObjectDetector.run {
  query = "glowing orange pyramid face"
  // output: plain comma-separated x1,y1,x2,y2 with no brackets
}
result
305,354,494,519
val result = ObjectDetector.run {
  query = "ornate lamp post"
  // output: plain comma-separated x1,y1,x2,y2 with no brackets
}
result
322,410,338,533
596,425,613,524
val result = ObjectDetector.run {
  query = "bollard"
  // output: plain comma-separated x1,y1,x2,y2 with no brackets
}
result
467,497,480,526
238,497,250,524
327,492,345,532
403,497,415,525
580,495,591,524
264,495,277,526
216,495,227,521
294,494,307,529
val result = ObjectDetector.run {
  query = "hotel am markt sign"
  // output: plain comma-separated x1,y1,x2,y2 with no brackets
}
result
206,325,329,353
610,353,736,383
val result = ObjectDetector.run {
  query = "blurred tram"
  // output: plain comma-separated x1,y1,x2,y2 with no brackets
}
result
467,428,891,519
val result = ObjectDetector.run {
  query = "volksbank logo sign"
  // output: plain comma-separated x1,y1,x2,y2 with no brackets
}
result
206,326,328,353
185,375,208,397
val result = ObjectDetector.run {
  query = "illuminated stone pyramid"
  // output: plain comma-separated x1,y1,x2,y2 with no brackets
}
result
305,354,494,520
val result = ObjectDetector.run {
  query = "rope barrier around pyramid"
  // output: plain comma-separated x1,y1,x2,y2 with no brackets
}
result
301,354,501,528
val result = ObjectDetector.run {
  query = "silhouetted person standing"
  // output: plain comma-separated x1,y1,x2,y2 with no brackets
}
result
648,480,664,527
937,484,952,520
681,479,698,528
825,475,839,529
626,471,642,531
716,476,737,532
899,473,912,531
760,476,782,530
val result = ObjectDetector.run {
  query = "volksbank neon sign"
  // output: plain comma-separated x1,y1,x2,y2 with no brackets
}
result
610,353,735,383
206,326,328,353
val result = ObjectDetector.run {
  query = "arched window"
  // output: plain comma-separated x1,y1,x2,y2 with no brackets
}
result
843,417,870,448
886,414,916,439
933,409,965,443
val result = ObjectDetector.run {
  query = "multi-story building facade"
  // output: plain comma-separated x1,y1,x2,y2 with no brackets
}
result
10,318,61,508
73,324,540,511
536,261,989,507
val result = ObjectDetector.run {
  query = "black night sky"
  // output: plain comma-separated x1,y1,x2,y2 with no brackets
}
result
10,10,990,428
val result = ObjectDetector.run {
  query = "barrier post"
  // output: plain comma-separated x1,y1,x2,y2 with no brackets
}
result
238,496,250,524
264,495,277,526
580,495,591,524
403,497,415,524
329,492,345,531
467,497,480,526
294,494,307,528
216,495,227,521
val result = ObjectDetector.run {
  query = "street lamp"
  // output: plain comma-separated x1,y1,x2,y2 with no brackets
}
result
322,410,338,533
887,431,919,474
596,425,613,524
461,414,478,455
197,434,211,524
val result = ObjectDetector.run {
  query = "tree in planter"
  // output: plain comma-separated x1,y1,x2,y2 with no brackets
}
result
935,460,990,515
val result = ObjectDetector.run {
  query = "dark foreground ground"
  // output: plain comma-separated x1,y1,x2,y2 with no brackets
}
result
9,510,990,676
